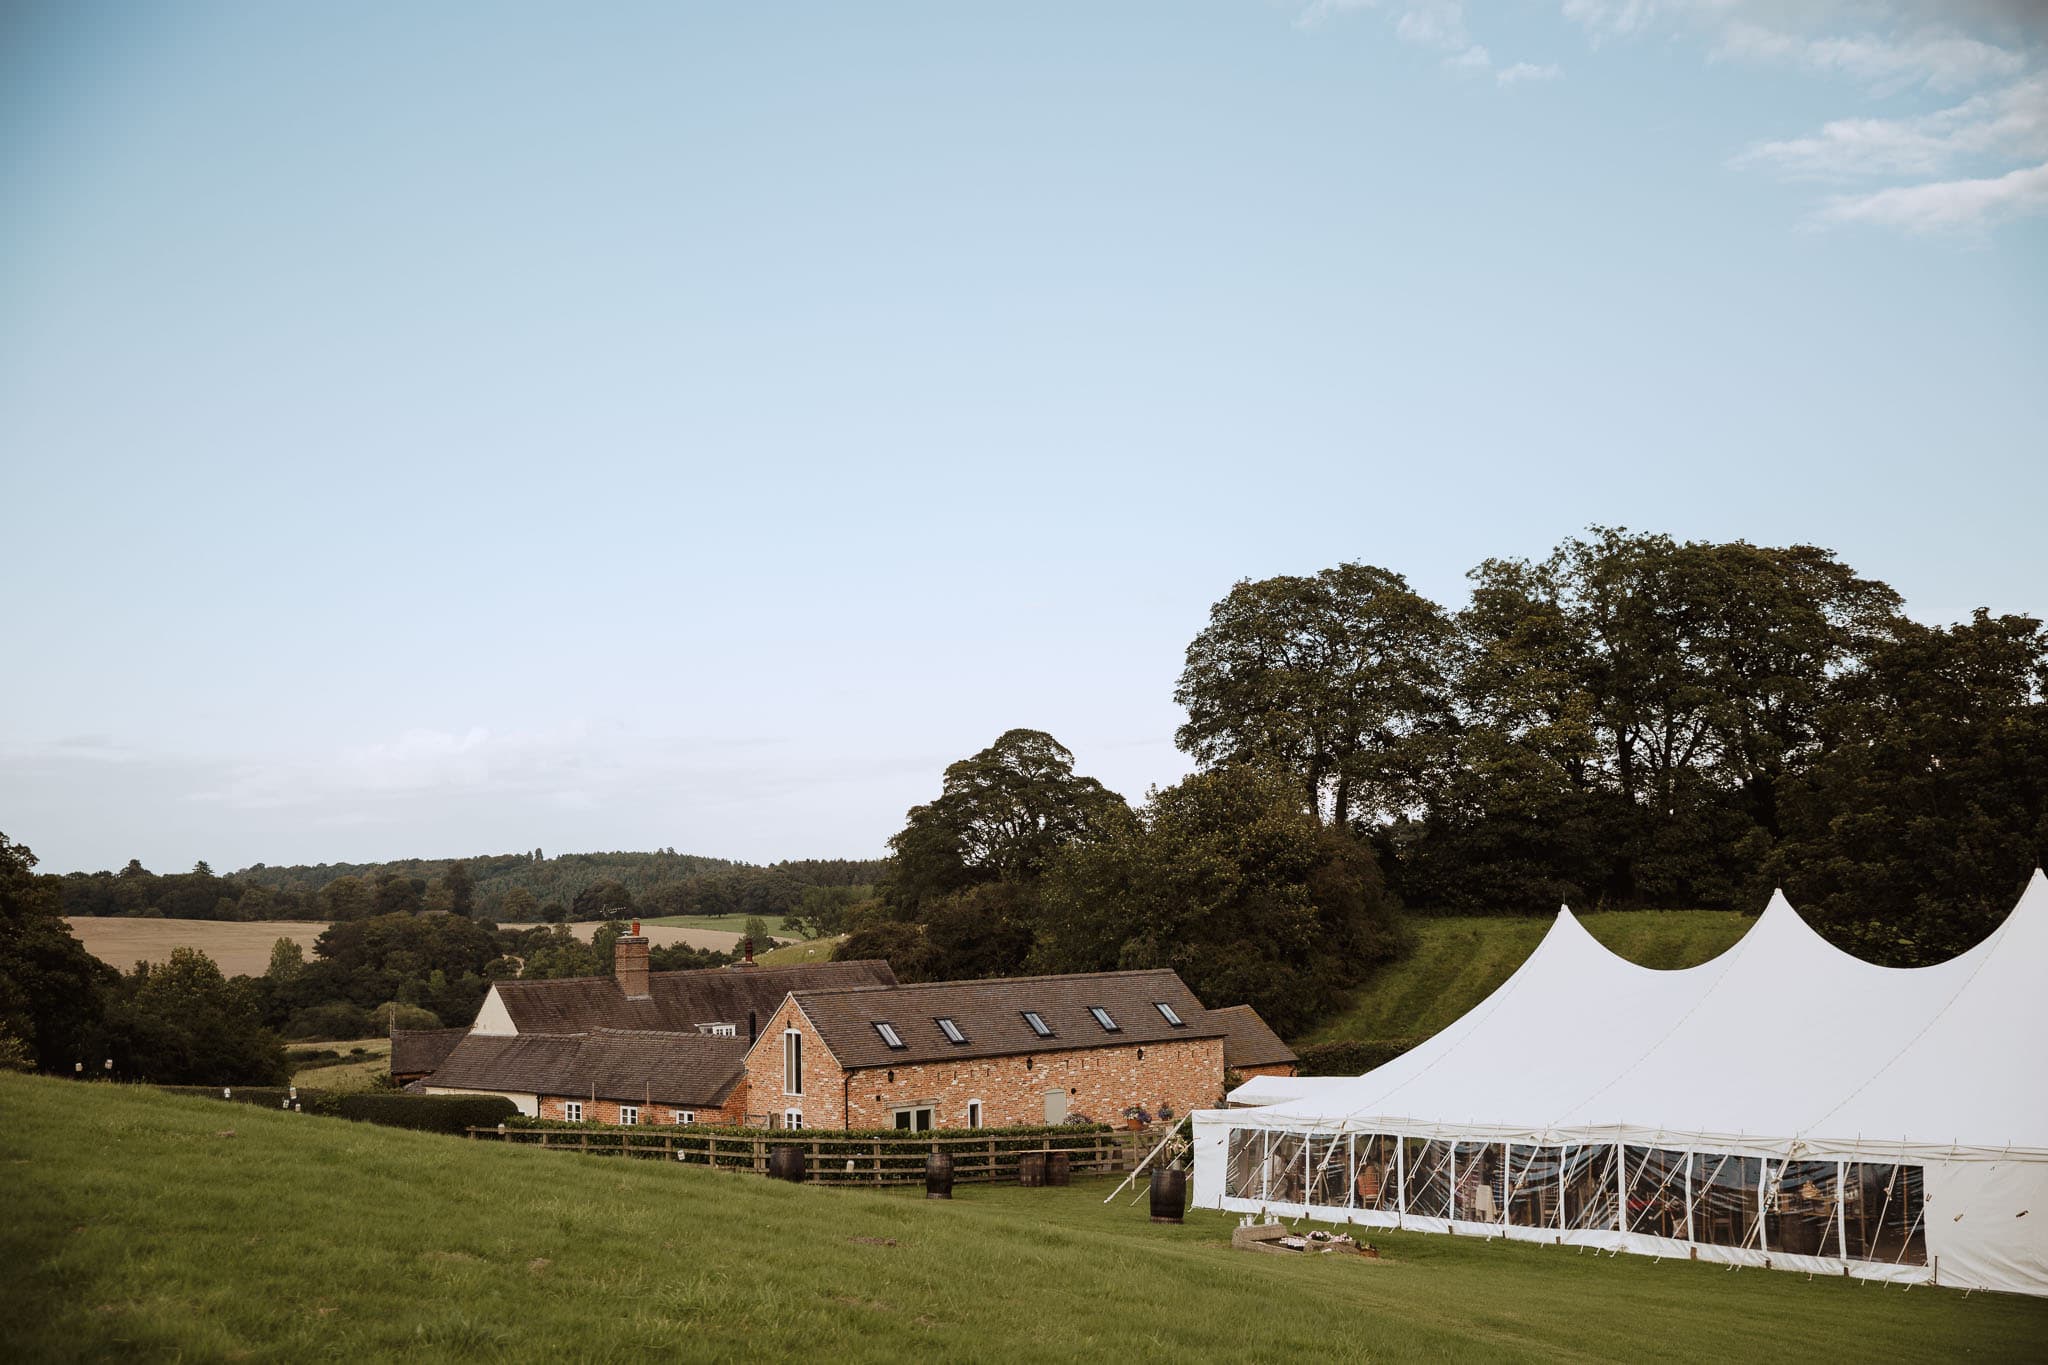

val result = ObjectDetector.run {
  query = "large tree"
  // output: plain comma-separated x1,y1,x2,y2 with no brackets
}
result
1033,766,1404,1037
1765,611,2048,964
1175,564,1458,829
0,833,116,1070
882,729,1128,911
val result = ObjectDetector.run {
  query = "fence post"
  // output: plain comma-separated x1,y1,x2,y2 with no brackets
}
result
873,1139,882,1187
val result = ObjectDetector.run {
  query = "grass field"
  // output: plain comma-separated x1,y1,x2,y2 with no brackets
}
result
285,1036,392,1091
756,934,845,967
640,913,808,942
1302,911,1754,1047
65,916,333,977
2,1074,2041,1362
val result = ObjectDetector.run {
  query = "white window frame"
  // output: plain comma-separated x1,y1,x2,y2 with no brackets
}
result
701,1023,736,1037
619,1105,639,1126
893,1104,934,1133
966,1099,983,1129
563,1101,582,1123
674,1110,694,1125
783,1108,803,1130
783,1028,803,1096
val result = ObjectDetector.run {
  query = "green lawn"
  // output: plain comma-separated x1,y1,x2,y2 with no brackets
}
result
2,1074,2040,1362
1301,910,1754,1047
756,934,845,966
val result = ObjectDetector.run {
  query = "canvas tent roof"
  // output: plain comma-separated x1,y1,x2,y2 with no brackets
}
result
1196,873,2048,1296
1223,873,2048,1159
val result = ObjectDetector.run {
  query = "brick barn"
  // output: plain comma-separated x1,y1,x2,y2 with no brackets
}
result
413,925,1284,1131
749,969,1227,1131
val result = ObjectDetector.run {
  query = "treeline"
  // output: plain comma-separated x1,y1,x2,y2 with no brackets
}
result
832,731,1408,1038
2,830,739,1084
833,530,2046,1034
51,850,889,927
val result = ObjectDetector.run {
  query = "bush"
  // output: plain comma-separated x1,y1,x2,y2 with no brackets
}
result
1292,1038,1420,1075
156,1086,516,1134
327,1092,517,1134
283,1002,375,1041
370,1002,442,1032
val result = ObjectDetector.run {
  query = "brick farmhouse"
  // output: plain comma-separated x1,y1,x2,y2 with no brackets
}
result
407,926,1289,1130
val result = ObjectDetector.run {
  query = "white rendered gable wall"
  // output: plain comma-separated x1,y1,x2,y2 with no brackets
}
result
470,986,517,1036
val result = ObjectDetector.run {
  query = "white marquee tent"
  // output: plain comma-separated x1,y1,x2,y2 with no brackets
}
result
1192,871,2048,1296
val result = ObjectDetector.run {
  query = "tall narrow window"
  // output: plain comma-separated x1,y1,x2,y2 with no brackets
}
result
1022,1011,1054,1038
1088,1006,1120,1032
564,1101,582,1123
873,1021,907,1050
967,1100,983,1128
936,1017,967,1044
1154,1002,1185,1027
783,1029,803,1095
619,1105,639,1127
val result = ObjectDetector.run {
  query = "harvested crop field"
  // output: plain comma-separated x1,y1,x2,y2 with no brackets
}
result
67,917,748,976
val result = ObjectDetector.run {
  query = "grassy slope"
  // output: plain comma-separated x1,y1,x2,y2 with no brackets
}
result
1302,911,1754,1047
757,934,845,967
286,1037,393,1092
3,1075,2042,1363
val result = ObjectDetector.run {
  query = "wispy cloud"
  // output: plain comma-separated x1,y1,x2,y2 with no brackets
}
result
1300,0,1563,88
1556,1,2048,234
1498,62,1565,87
1817,159,2048,233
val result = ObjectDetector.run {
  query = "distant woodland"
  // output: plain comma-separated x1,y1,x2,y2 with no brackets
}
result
51,851,887,929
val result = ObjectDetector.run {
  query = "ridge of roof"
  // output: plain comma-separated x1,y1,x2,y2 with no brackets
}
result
790,966,1188,1000
494,958,899,992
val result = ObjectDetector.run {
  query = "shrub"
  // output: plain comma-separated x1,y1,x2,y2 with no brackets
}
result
283,1002,374,1041
1292,1038,1420,1075
155,1086,516,1135
370,1002,442,1032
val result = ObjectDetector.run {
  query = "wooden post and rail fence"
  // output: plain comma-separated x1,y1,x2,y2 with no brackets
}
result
463,1124,1147,1186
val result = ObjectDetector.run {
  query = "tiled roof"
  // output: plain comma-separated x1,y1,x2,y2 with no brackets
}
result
1208,1004,1297,1069
428,1029,750,1107
791,968,1224,1069
389,1027,469,1077
491,959,897,1036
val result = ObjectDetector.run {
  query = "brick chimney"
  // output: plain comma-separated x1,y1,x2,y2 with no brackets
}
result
615,921,650,1000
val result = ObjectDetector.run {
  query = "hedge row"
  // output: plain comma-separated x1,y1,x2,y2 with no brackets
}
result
504,1115,1111,1142
1291,1038,1421,1076
157,1086,517,1135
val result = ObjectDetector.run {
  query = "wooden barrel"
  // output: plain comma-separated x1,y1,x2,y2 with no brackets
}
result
1046,1150,1071,1187
768,1145,805,1183
925,1150,954,1200
1149,1166,1187,1224
1018,1152,1048,1187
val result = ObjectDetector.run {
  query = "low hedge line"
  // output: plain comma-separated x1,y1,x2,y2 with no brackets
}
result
157,1086,517,1135
1291,1038,1421,1075
504,1115,1110,1141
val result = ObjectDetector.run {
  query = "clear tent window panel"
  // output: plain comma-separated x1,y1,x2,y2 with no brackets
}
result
1308,1134,1348,1208
1265,1133,1308,1205
1351,1135,1399,1212
1452,1141,1504,1223
1768,1159,1842,1258
1843,1163,1926,1266
1560,1144,1620,1232
1623,1147,1689,1239
1404,1139,1455,1220
1688,1153,1763,1249
1506,1145,1565,1229
1227,1128,1265,1201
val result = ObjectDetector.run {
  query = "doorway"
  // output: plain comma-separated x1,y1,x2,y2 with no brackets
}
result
1043,1088,1069,1123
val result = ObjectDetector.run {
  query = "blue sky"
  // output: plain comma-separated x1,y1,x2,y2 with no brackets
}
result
3,1,2043,874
